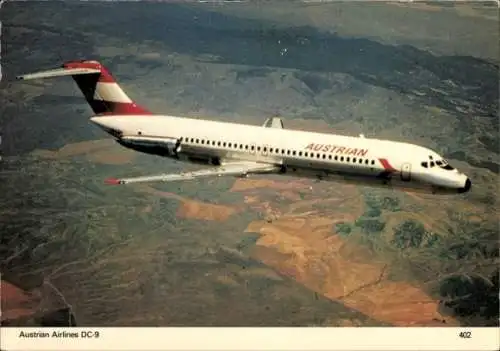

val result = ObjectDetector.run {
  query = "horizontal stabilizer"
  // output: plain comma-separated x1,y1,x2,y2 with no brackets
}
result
262,116,284,129
16,67,100,81
17,60,152,115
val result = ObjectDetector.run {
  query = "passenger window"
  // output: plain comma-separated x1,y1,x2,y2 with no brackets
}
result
371,160,374,165
340,157,344,161
421,162,428,168
287,150,291,155
245,145,248,150
359,159,363,164
430,161,435,167
353,158,357,163
322,154,326,159
257,146,261,151
328,155,332,160
223,142,227,147
269,148,273,153
364,159,368,164
201,140,205,144
228,143,232,147
299,152,303,156
263,147,267,152
335,156,338,161
304,152,308,157
195,139,199,143
251,145,254,150
346,157,350,162
316,154,320,158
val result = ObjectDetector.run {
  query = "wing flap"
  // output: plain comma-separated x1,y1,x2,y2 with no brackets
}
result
105,161,278,185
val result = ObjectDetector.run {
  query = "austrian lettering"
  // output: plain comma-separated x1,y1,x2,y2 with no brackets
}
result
304,143,368,157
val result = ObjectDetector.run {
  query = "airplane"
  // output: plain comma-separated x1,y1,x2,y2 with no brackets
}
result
17,60,471,195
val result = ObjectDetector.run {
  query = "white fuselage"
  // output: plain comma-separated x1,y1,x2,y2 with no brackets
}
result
90,114,471,195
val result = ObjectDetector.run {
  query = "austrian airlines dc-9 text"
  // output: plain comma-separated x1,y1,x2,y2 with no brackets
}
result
17,60,471,195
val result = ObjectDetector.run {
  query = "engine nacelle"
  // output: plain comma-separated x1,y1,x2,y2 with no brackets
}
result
119,136,181,157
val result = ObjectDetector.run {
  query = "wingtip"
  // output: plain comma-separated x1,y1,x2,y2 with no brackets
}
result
104,177,123,185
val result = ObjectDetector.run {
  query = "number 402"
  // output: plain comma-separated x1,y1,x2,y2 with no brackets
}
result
459,331,472,338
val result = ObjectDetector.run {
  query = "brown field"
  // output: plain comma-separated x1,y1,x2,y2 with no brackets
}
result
177,199,239,221
231,178,310,192
134,184,242,222
1,280,40,322
247,217,458,326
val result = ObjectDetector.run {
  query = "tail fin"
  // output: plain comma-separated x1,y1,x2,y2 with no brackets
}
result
17,60,152,116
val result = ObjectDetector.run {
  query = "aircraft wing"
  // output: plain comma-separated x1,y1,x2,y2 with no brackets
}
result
104,161,279,185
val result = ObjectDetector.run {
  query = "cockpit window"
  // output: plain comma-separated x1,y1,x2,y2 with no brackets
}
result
422,157,455,170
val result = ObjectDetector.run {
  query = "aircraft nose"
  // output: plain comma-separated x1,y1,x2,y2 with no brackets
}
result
458,178,471,193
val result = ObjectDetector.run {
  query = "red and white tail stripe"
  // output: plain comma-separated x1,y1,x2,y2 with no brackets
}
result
63,60,151,116
17,60,152,116
93,81,133,104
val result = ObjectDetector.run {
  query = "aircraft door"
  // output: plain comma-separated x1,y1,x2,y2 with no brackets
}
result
400,163,411,181
174,138,182,154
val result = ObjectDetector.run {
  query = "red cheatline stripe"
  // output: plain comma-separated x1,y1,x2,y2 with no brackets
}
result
378,158,397,172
